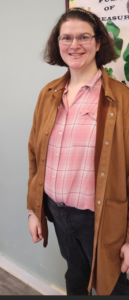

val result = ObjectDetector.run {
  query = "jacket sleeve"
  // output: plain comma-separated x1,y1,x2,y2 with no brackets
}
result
27,91,42,209
127,177,129,244
123,89,129,244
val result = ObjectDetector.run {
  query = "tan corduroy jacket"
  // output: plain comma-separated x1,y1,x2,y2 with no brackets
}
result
27,67,129,295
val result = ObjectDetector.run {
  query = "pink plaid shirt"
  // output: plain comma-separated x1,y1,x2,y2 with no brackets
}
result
44,70,102,211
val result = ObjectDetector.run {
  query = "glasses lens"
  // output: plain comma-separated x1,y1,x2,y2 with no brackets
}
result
77,34,91,44
59,35,72,44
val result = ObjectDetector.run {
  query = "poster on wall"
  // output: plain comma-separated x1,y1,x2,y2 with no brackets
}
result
66,0,129,86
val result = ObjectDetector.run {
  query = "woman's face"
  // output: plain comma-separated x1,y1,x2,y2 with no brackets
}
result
59,19,100,71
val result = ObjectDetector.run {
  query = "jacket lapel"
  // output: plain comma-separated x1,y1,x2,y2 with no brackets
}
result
95,86,109,188
95,66,116,189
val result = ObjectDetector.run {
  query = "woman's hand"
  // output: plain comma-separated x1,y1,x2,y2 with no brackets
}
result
120,243,129,275
29,214,43,243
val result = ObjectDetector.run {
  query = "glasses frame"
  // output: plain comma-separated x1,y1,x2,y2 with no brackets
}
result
58,33,96,45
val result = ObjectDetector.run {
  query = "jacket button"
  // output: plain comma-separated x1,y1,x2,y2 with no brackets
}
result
105,142,109,145
97,201,101,205
101,172,104,176
42,158,45,162
45,132,49,135
55,89,58,92
39,181,43,185
110,113,114,116
36,203,40,208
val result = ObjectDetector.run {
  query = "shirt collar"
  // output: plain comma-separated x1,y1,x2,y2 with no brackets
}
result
64,69,102,94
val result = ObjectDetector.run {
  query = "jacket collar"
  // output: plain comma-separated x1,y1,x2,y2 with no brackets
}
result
101,66,116,102
48,66,116,102
47,71,70,93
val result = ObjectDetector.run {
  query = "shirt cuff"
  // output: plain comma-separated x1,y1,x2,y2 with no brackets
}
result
28,210,34,215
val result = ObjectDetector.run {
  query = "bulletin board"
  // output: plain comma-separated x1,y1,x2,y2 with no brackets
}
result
66,0,129,86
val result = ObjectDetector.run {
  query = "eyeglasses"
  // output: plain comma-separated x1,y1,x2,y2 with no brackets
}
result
58,33,96,45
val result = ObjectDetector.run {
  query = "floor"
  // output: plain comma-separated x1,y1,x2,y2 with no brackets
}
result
0,267,42,295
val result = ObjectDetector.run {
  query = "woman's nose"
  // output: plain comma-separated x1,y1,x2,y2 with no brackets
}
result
70,37,80,48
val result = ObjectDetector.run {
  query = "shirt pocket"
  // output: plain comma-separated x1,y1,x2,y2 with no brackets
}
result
71,111,97,147
80,110,97,121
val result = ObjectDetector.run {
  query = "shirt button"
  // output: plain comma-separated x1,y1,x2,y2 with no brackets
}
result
53,175,55,178
56,153,59,156
97,201,101,205
55,89,58,92
101,172,104,176
59,132,62,135
105,142,109,145
110,113,114,116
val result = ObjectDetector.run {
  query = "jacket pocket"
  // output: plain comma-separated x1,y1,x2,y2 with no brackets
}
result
102,199,128,247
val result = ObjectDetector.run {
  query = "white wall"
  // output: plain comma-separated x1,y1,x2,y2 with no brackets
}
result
0,0,67,293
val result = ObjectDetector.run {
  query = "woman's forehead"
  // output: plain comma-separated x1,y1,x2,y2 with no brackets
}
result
60,19,94,35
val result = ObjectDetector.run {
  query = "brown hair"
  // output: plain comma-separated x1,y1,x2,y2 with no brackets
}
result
43,8,118,68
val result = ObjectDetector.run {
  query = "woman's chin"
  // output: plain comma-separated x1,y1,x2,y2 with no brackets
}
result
69,63,83,70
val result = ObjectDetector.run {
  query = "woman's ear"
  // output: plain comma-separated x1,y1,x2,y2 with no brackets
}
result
96,38,101,52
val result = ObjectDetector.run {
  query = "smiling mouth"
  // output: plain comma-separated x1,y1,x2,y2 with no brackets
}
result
69,53,85,56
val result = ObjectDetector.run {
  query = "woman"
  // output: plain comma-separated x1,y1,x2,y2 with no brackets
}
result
27,8,129,295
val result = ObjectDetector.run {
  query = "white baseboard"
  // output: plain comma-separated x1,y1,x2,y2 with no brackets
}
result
0,254,66,295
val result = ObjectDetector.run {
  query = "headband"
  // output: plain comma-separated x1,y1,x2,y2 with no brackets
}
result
68,8,97,25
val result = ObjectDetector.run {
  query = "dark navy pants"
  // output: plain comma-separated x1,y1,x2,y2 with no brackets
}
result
46,196,128,295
